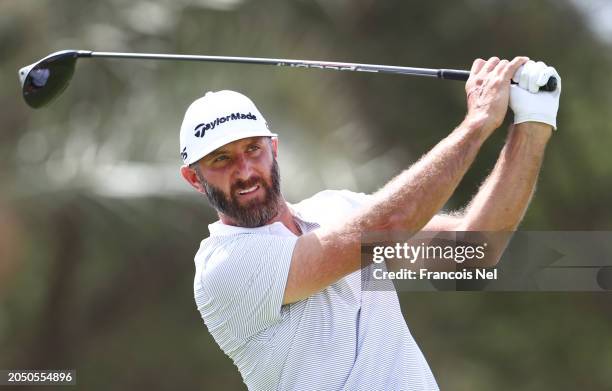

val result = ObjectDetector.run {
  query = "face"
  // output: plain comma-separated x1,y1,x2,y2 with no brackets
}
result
187,137,281,228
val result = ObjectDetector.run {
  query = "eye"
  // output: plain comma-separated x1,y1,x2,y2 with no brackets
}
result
213,155,229,163
247,144,261,153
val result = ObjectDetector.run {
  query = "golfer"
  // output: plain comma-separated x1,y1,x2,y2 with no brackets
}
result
179,56,561,390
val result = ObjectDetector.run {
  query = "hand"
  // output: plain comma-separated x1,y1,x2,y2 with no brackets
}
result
465,56,530,137
510,60,561,130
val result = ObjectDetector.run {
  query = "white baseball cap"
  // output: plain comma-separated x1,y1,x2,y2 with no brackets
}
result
179,90,277,165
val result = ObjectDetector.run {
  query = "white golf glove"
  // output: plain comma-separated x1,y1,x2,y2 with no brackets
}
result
510,60,561,130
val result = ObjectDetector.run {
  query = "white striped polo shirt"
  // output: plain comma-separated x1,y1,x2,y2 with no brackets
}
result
193,190,439,390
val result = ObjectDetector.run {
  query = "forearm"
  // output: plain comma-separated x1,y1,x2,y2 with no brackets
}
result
296,117,489,296
359,117,489,232
459,122,552,231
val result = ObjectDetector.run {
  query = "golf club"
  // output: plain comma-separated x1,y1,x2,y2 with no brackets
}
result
18,50,558,109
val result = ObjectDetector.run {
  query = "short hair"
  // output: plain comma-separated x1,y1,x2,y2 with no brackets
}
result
189,162,206,184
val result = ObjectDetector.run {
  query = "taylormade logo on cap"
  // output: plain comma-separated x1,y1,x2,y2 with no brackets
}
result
179,90,277,165
194,112,258,138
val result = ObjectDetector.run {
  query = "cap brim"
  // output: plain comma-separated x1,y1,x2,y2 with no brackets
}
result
185,130,278,165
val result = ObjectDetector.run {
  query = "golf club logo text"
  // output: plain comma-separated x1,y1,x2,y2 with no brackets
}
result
194,112,257,138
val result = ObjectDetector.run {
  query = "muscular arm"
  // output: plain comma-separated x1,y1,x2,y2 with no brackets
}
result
283,56,531,304
423,122,552,265
425,123,552,232
283,118,487,304
458,122,552,231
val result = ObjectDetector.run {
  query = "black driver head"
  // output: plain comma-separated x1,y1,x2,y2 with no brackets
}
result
19,50,81,109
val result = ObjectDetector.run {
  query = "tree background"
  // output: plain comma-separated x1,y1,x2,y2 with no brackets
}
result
1,1,611,390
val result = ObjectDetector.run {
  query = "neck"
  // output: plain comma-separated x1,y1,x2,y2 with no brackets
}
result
218,196,302,236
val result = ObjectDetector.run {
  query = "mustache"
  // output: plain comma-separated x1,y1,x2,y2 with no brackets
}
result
231,176,263,193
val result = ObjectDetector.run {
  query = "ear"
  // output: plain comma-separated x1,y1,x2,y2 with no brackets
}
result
270,137,279,158
180,165,205,193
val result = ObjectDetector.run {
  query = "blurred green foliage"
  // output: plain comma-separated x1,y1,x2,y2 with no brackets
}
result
1,0,611,390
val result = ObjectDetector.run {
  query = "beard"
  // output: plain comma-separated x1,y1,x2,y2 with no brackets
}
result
199,158,282,228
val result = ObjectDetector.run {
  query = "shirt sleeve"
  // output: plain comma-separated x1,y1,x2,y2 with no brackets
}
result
335,189,374,210
197,234,298,341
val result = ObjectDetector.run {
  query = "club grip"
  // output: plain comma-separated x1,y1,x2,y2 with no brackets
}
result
438,69,558,92
438,69,471,81
538,77,558,92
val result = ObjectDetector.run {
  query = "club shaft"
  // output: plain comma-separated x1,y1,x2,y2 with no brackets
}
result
81,50,469,80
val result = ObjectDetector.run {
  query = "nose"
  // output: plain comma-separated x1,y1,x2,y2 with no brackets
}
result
233,153,254,181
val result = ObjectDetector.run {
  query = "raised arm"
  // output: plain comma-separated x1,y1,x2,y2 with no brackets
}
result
458,122,551,232
423,60,561,265
283,56,530,304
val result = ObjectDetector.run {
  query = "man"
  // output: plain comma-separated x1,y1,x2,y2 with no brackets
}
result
179,56,561,390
